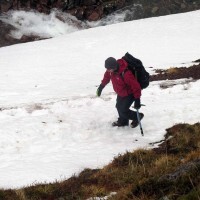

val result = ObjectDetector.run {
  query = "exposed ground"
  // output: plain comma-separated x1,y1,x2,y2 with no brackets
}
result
150,62,200,81
150,62,200,89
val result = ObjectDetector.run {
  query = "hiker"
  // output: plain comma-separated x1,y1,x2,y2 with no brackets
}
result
96,57,144,128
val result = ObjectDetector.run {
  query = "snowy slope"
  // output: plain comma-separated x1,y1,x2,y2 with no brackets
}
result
0,10,200,188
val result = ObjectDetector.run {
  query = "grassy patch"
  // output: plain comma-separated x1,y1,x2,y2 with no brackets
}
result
150,63,200,82
167,67,179,74
0,123,200,200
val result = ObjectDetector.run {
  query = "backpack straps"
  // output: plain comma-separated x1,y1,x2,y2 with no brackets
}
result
121,68,128,80
121,68,137,80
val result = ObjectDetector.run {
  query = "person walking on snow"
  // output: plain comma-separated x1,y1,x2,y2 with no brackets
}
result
96,57,144,128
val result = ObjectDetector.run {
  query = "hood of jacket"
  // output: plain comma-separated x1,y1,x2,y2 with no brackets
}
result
117,59,128,73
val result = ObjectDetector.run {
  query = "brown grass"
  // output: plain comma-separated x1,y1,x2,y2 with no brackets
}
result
167,67,179,74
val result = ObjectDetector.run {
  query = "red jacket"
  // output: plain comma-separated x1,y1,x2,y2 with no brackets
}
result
101,59,141,99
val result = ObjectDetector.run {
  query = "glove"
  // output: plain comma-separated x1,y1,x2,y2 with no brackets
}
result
96,84,104,97
134,98,141,109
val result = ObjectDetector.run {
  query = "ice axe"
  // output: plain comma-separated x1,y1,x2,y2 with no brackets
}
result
136,109,144,136
134,104,145,136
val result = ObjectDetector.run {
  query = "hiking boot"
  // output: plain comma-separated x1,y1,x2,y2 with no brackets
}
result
130,113,144,128
112,121,129,127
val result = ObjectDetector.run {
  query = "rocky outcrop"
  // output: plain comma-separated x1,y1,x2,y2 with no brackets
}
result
0,0,200,47
0,0,200,21
0,20,20,47
0,20,47,47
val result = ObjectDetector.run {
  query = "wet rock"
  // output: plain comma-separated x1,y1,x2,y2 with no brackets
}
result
181,3,186,9
158,7,171,16
75,7,85,20
0,20,49,47
0,0,13,13
67,8,78,16
84,5,103,20
83,0,96,6
151,6,159,14
115,0,125,9
0,20,18,47
19,0,31,9
55,0,65,9
1,0,200,22
20,35,36,42
1,0,200,47
87,10,99,20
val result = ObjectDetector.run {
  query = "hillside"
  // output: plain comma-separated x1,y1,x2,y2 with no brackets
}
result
0,10,199,196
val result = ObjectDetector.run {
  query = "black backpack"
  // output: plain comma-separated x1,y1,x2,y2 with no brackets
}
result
122,52,150,89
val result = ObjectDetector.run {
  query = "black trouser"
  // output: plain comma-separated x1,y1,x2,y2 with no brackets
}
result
116,94,137,125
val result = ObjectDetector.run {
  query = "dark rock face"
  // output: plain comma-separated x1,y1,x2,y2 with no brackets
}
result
1,0,200,22
0,20,19,47
0,0,200,47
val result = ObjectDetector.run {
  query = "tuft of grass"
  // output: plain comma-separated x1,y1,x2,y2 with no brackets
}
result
0,190,18,200
164,123,200,155
167,67,179,74
15,189,26,200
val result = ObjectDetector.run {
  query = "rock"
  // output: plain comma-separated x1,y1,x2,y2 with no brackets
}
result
181,3,186,9
85,5,103,21
1,0,200,46
0,20,49,47
19,0,31,9
67,8,78,16
55,0,65,9
169,3,179,14
115,0,125,9
21,35,33,42
0,0,13,13
87,10,99,21
40,0,49,5
75,7,84,20
0,20,17,47
151,6,159,14
158,7,171,15
96,5,103,16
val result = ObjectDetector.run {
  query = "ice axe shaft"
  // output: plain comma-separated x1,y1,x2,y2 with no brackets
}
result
136,109,144,136
132,104,146,108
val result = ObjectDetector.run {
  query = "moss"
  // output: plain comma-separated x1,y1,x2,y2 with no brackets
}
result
167,67,179,74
